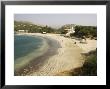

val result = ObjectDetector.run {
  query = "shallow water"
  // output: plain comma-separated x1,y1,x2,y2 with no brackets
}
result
14,34,61,76
14,35,44,59
14,35,49,70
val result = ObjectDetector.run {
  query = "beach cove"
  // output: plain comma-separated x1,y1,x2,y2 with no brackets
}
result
14,33,96,76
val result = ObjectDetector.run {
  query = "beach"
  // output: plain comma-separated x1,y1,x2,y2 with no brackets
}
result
15,33,97,76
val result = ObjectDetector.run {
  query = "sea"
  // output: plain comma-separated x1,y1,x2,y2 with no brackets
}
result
14,35,49,70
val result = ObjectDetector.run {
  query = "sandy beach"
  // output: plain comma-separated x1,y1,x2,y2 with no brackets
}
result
15,33,97,76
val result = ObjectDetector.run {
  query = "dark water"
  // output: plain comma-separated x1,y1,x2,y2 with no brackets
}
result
14,35,43,60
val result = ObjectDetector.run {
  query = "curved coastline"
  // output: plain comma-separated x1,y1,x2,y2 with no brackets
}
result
28,33,84,76
14,33,96,76
14,35,46,59
14,34,61,76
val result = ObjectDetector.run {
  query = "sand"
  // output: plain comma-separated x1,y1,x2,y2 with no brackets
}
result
15,33,97,76
72,38,97,53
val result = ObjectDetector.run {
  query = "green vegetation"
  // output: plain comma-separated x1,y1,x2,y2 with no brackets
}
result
71,25,97,38
14,21,97,39
56,49,97,76
56,27,67,34
72,49,97,76
57,25,97,39
14,21,55,33
15,21,97,76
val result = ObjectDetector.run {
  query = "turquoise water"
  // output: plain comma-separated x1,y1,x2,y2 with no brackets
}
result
14,35,49,71
14,34,61,75
14,35,44,60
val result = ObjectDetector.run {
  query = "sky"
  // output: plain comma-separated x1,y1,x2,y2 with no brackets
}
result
14,14,97,28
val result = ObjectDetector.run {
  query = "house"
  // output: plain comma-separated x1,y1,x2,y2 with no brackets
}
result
64,25,75,37
18,30,28,33
42,32,47,34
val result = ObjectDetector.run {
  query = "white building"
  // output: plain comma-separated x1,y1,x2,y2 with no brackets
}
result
42,32,47,34
64,25,76,37
18,30,28,33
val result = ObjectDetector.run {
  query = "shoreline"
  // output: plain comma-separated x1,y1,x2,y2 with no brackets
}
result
15,33,97,76
15,34,61,76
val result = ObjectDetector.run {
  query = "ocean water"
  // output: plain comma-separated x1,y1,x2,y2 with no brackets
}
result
14,35,43,59
14,35,49,70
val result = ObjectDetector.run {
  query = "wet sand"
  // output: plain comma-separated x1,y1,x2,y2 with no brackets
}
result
15,35,61,76
15,33,96,76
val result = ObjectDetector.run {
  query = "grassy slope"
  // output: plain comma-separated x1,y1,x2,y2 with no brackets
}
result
72,50,97,76
56,49,97,76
